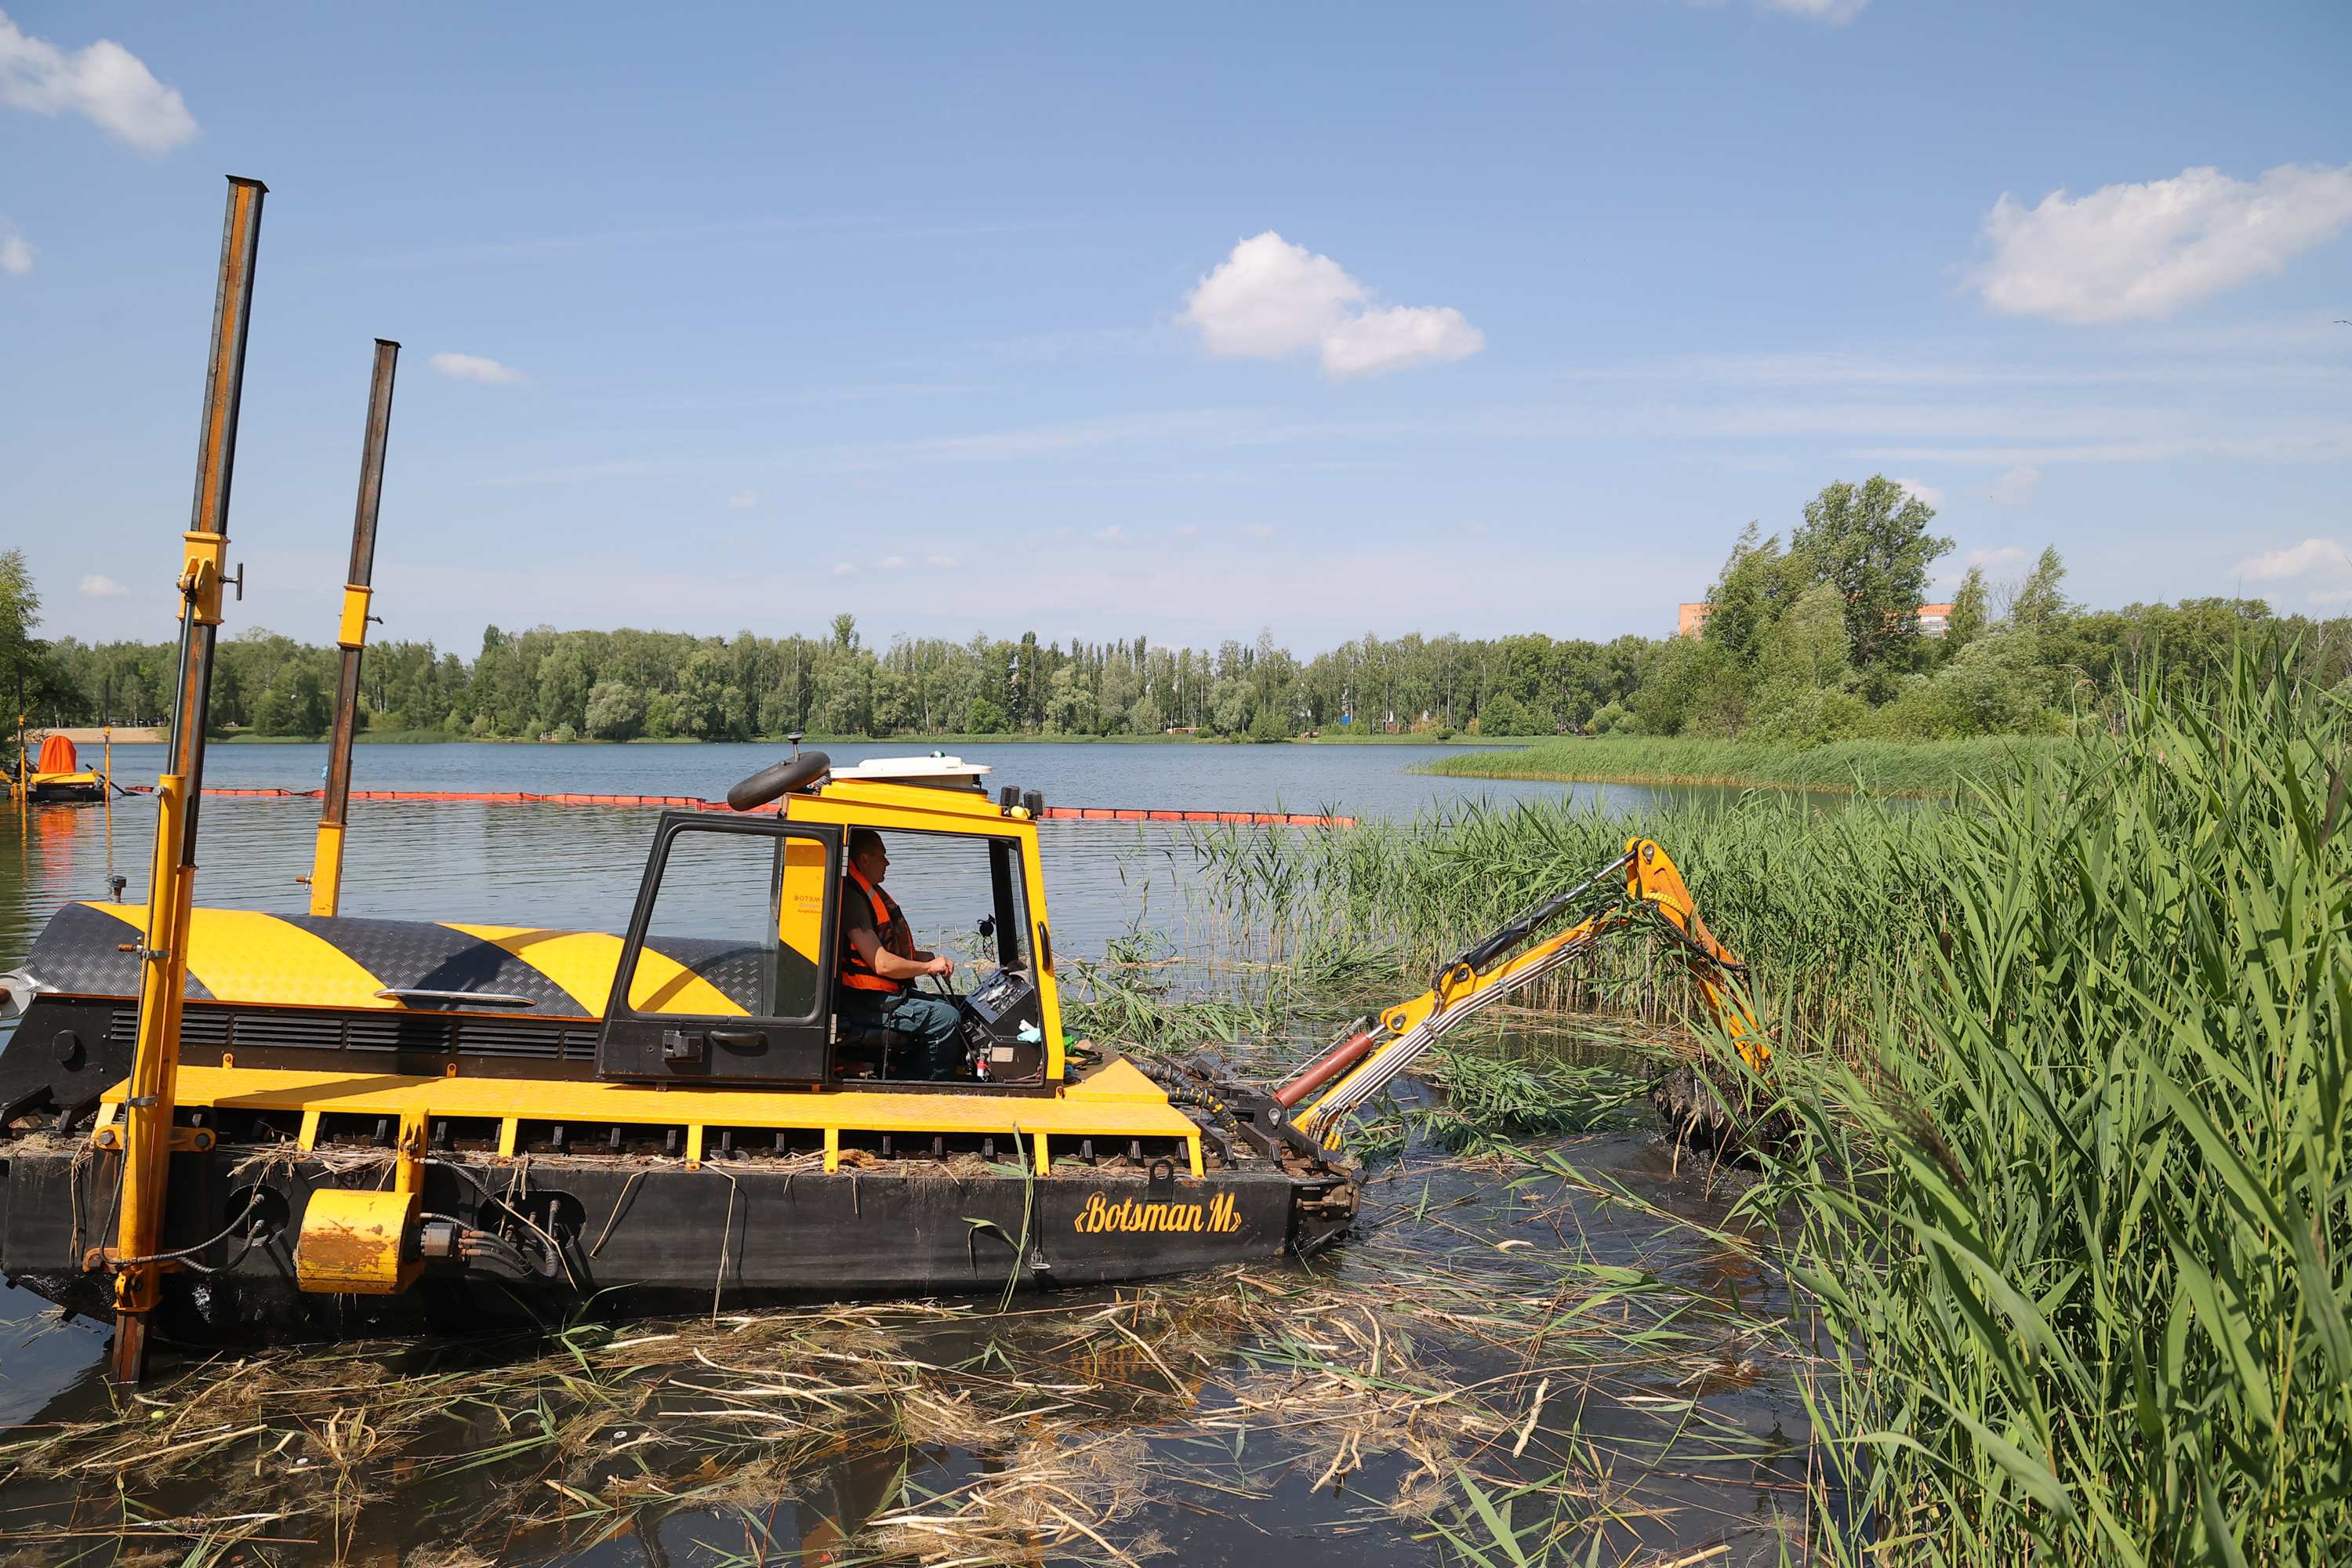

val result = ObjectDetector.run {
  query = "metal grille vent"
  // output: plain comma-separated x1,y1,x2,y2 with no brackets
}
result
345,1015,460,1053
455,1020,574,1059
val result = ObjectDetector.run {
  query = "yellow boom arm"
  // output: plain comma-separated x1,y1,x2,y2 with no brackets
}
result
1279,838,1763,1146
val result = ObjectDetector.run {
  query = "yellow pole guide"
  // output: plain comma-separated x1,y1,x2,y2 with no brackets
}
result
106,175,267,1385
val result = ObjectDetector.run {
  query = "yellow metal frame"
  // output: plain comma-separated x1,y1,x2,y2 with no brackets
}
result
102,1056,1205,1177
785,778,1066,1083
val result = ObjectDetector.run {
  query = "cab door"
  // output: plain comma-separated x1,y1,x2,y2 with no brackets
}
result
597,811,842,1084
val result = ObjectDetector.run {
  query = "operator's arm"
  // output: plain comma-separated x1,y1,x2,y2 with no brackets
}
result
848,926,953,980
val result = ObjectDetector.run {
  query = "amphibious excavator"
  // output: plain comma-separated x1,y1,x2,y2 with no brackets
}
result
0,177,1762,1380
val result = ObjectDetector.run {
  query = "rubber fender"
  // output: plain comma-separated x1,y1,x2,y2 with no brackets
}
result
727,752,832,811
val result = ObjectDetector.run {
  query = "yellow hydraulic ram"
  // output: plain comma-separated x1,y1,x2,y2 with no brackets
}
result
105,176,266,1385
1276,837,1764,1146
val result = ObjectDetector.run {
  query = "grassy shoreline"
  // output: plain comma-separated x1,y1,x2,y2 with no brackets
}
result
1419,732,2056,797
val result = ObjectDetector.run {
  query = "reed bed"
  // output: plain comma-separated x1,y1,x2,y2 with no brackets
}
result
1183,780,1951,1054
1697,661,2352,1563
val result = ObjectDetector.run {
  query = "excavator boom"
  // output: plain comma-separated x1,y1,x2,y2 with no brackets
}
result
1276,838,1764,1145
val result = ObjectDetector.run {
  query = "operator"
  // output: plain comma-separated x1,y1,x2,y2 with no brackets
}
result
837,828,966,1080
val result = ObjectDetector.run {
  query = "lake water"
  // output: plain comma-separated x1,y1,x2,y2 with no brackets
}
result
0,740,1731,969
0,742,1813,1564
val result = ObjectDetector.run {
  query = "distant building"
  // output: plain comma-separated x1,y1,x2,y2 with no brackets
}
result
1678,601,1957,638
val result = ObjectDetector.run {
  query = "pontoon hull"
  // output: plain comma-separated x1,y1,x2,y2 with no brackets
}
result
0,1139,1357,1342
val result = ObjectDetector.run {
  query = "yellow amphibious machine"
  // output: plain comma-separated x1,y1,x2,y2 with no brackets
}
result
0,750,1364,1345
0,780,1758,1352
0,177,1765,1379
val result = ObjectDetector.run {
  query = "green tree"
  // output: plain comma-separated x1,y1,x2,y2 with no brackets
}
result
1701,523,1803,666
1762,583,1851,692
0,550,45,721
964,695,1008,734
1944,566,1989,652
583,681,646,739
677,647,730,739
2006,545,2071,638
1789,476,1953,674
536,644,590,732
1208,678,1253,735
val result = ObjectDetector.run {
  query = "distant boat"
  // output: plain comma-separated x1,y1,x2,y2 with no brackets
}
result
9,735,106,804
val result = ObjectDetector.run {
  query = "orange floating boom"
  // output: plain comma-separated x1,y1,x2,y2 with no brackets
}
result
127,785,1356,827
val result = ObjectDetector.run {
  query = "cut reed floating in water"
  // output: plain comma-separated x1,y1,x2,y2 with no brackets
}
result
0,1162,1788,1565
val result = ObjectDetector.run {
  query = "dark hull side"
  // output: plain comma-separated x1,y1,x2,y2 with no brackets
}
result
0,1138,1359,1343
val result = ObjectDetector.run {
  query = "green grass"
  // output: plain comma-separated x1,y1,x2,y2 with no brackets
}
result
1421,732,2057,797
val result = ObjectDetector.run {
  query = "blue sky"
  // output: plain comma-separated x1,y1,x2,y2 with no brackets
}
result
4,2,2348,655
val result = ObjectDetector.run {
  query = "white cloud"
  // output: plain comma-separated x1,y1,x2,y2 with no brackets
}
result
878,554,909,570
924,553,958,568
2312,586,2352,606
1974,163,2352,324
2234,537,2350,583
830,562,857,577
726,489,758,509
1094,525,1127,543
1757,0,1871,21
78,574,126,598
1174,524,1200,539
0,10,198,151
1183,231,1483,379
1323,303,1486,379
0,214,30,276
1988,465,2041,507
1890,477,1944,509
1241,523,1275,539
430,351,526,385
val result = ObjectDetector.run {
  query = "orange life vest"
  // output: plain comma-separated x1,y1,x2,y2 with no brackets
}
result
839,862,913,996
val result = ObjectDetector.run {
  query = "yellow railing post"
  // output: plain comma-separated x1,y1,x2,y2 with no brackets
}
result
107,174,267,1385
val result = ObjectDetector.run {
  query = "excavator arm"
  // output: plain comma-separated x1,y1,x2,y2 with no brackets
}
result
1272,838,1764,1147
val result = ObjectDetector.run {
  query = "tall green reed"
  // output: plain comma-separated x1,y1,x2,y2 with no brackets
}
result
1188,784,1951,1050
1711,658,2351,1563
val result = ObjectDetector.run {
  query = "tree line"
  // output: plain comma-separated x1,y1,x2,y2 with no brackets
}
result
4,478,2343,746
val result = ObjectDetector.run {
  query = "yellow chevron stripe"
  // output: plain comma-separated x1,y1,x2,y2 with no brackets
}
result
444,924,746,1018
99,902,393,1010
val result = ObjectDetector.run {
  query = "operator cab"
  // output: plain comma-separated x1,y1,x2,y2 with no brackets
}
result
593,753,1060,1094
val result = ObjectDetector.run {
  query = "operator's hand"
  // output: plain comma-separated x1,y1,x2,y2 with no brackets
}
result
926,956,956,978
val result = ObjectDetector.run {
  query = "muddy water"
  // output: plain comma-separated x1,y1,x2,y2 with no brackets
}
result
0,757,1814,1564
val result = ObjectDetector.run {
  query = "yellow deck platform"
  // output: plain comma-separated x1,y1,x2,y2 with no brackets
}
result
101,1057,1205,1175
